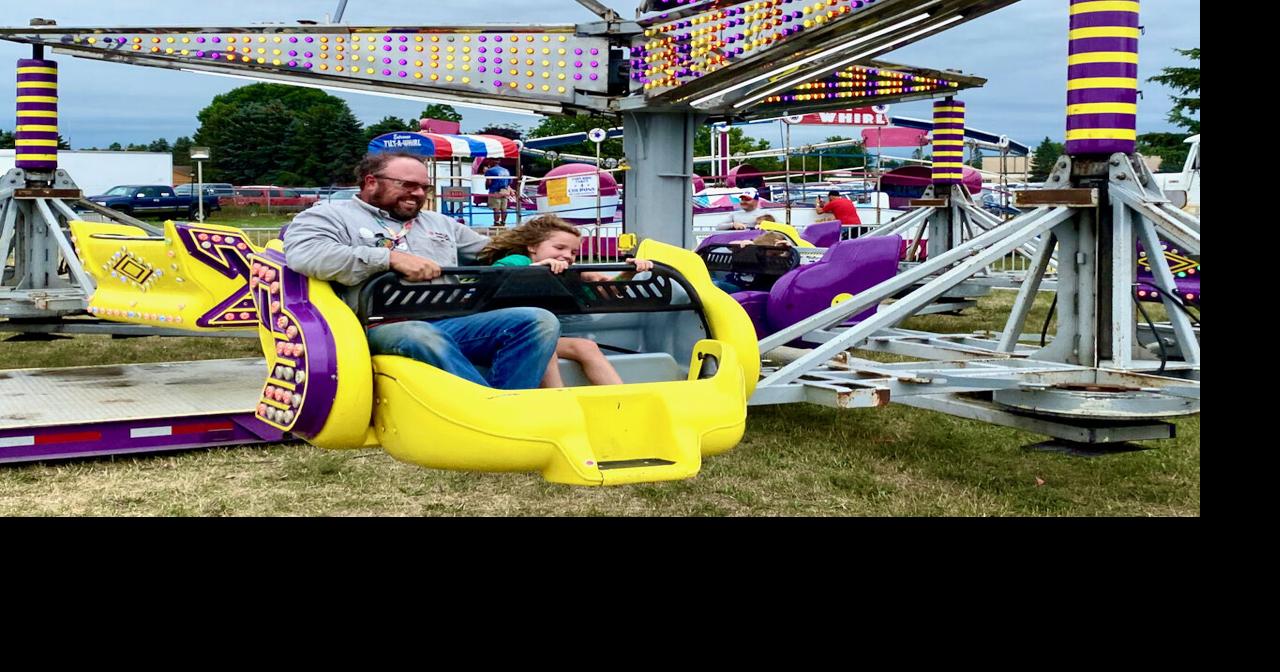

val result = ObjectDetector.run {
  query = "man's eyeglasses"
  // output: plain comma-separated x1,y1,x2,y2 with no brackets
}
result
372,175,431,192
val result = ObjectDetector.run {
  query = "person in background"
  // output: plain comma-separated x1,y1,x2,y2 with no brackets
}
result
483,158,513,226
814,189,862,226
717,188,765,230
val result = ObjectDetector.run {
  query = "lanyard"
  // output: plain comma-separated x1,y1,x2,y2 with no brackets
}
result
372,214,414,250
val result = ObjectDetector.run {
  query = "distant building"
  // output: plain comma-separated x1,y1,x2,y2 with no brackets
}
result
973,154,1030,183
1,149,173,195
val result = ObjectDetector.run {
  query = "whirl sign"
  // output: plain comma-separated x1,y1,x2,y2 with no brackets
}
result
784,105,889,126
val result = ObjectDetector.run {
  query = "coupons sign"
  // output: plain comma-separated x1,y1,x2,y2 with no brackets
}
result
567,174,599,197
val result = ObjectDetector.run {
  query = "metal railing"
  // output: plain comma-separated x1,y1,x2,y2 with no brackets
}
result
238,226,284,247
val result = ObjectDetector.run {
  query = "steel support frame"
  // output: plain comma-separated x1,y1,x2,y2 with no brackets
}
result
748,153,1201,443
758,204,1075,376
622,110,705,248
1,167,163,323
1,169,91,317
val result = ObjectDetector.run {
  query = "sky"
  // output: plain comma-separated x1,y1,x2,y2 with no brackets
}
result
0,1,1200,152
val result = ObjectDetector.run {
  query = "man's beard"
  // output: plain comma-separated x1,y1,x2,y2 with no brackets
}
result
369,185,424,221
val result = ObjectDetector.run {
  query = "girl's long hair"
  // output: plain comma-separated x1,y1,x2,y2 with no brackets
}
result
752,231,788,246
476,215,581,265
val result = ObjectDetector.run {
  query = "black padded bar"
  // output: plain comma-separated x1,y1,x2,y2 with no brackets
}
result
357,262,707,325
697,244,800,291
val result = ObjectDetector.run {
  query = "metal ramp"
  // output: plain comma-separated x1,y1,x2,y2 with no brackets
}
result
0,358,282,461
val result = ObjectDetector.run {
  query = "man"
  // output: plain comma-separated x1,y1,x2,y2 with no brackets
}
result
484,158,513,226
815,189,863,226
717,188,765,230
284,152,559,390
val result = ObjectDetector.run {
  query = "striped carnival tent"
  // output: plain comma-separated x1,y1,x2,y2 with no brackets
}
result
367,132,520,159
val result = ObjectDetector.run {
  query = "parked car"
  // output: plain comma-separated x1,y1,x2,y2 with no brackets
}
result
303,188,359,209
175,182,234,198
89,184,221,219
230,185,319,210
324,188,359,203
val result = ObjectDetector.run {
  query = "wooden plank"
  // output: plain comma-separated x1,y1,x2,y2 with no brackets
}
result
14,188,83,199
1014,188,1098,208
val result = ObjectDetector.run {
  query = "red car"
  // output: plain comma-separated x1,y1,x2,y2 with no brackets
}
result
231,186,319,210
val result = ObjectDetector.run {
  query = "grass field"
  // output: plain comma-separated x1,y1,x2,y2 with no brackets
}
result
0,291,1199,517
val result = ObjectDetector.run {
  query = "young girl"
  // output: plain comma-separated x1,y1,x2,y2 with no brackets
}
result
477,216,654,388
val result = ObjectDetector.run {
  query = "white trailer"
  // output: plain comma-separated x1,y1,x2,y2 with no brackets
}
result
0,149,173,195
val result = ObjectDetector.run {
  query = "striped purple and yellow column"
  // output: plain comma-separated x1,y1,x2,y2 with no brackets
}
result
15,58,59,171
1065,0,1139,155
932,97,965,184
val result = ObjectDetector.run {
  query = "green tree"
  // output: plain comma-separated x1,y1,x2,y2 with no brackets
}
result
193,83,365,185
364,115,411,143
290,103,366,186
809,135,867,179
197,99,295,183
1136,132,1190,172
171,136,193,166
1029,136,1064,182
261,170,307,187
147,137,171,153
414,104,463,126
107,142,123,151
472,123,523,138
1137,47,1199,170
692,125,781,180
1148,47,1199,134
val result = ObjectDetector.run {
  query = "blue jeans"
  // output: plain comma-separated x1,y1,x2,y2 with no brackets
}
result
367,307,560,390
712,272,748,294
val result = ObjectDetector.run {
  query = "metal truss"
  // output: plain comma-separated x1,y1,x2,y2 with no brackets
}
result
747,152,1201,443
0,167,167,322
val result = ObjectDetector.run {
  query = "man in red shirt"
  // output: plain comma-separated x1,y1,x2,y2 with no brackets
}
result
815,189,862,226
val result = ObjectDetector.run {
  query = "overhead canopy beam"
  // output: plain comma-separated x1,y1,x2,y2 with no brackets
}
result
1,2,1006,118
630,0,1017,114
0,23,615,115
729,60,986,120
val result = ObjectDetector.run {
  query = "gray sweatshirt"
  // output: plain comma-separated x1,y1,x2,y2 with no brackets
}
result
284,195,489,305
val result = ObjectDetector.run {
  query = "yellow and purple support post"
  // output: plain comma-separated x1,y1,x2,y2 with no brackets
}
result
1065,0,1139,156
925,97,966,255
14,58,58,172
931,97,965,185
